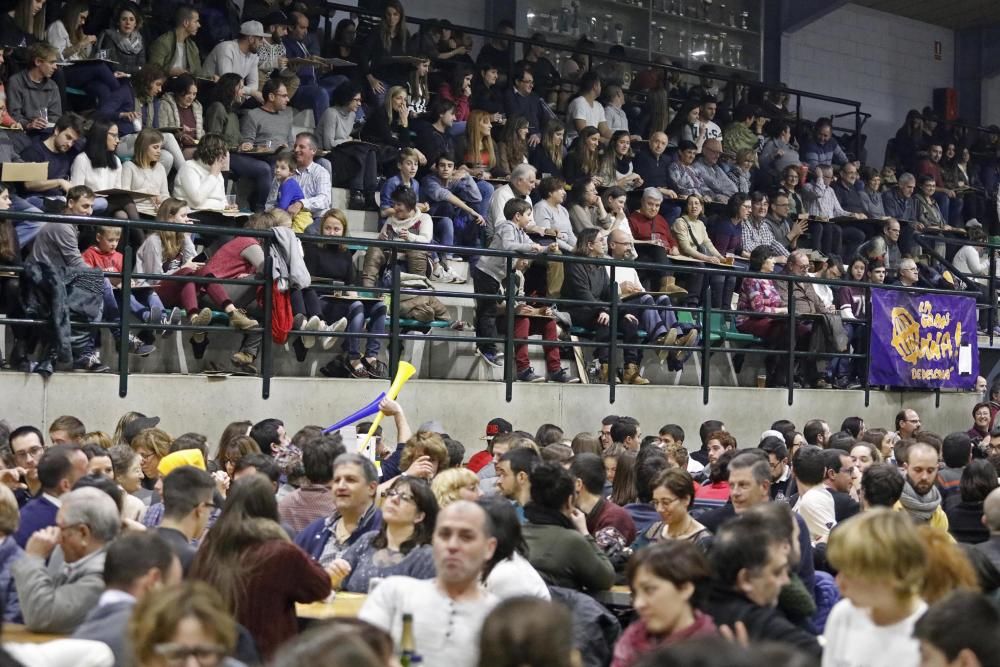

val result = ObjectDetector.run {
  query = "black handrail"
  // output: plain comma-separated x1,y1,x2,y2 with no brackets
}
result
0,209,972,404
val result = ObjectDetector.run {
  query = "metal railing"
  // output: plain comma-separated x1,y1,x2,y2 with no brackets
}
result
317,1,865,155
0,209,975,406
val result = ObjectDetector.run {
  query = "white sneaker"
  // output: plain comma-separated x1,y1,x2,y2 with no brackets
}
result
301,315,322,349
321,317,348,350
431,265,447,282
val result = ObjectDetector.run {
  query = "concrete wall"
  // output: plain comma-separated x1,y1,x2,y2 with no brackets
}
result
781,3,954,169
2,373,976,457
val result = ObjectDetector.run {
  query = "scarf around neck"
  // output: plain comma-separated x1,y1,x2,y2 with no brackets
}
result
108,29,144,55
899,479,941,522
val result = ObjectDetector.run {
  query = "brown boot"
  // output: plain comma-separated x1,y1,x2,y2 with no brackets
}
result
623,362,650,385
659,276,688,299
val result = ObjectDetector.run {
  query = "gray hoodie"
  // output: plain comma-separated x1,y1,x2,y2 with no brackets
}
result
7,70,62,127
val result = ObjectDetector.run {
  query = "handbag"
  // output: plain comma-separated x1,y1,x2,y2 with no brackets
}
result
684,218,714,256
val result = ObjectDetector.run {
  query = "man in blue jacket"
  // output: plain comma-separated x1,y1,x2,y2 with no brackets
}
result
14,444,88,548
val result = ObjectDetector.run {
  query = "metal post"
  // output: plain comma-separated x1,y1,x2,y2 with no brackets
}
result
990,245,996,346
117,242,134,398
260,248,274,400
854,104,862,159
608,266,618,404
504,257,516,402
863,288,872,407
389,250,401,378
787,279,796,406
701,279,711,405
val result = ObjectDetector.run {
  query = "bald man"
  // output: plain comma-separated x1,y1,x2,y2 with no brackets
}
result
606,229,696,358
634,131,679,201
359,501,498,667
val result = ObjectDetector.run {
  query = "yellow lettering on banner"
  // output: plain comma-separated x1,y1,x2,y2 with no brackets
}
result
918,300,951,329
911,367,952,381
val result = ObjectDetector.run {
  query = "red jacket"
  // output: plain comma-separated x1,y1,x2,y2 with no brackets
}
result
628,211,677,250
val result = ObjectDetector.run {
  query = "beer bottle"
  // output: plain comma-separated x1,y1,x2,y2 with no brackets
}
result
400,613,416,666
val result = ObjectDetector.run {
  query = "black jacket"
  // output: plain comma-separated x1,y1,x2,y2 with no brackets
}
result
562,261,611,325
702,587,821,658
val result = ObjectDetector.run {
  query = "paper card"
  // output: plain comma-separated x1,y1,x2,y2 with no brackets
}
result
959,344,973,376
2,162,47,182
339,427,358,453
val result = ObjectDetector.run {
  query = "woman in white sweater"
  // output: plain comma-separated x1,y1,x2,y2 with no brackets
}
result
71,119,140,224
532,176,576,253
173,134,229,211
122,128,170,205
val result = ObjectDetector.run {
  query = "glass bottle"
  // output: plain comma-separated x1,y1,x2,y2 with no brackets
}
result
615,22,624,44
603,15,613,42
400,614,417,667
740,10,749,30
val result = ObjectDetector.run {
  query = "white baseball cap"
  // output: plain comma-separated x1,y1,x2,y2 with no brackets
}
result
240,20,267,37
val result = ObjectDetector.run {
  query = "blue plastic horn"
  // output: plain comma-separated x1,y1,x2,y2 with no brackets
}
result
323,392,387,434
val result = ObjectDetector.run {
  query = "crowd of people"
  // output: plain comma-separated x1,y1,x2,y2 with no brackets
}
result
0,0,997,385
0,397,997,666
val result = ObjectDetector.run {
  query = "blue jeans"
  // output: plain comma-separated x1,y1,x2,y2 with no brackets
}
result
345,299,387,359
11,196,44,246
101,280,164,338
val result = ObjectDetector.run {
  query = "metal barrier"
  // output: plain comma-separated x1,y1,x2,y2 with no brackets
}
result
0,209,964,405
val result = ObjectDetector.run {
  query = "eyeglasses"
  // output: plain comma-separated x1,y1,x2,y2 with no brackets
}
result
13,445,44,463
651,496,681,510
382,488,416,504
153,643,227,667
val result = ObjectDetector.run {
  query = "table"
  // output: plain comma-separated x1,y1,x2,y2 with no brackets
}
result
594,585,632,608
296,592,367,619
3,624,66,643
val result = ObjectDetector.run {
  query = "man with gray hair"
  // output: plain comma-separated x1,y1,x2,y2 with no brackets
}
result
693,138,737,202
974,487,1000,572
486,163,537,242
12,486,121,633
896,258,921,288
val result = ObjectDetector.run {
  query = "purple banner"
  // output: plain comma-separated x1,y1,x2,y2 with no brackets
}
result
869,288,978,389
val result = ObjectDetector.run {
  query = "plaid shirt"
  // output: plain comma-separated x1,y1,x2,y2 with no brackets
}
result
278,485,337,536
742,217,789,257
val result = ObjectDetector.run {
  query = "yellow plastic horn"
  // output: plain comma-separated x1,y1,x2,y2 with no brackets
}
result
359,361,417,454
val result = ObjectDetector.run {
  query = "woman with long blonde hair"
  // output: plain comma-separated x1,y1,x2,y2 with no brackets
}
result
463,110,497,175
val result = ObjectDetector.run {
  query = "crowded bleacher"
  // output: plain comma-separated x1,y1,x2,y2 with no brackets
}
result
1,2,1000,662
0,0,996,388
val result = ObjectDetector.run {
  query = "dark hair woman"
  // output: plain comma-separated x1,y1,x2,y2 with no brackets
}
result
189,475,331,660
326,476,437,592
612,540,717,667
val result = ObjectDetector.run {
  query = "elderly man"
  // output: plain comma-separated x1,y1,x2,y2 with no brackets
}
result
486,163,536,242
203,21,266,103
633,132,680,218
882,172,919,255
627,188,688,298
360,501,498,667
895,258,923,288
693,139,737,202
12,487,121,633
607,228,695,364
